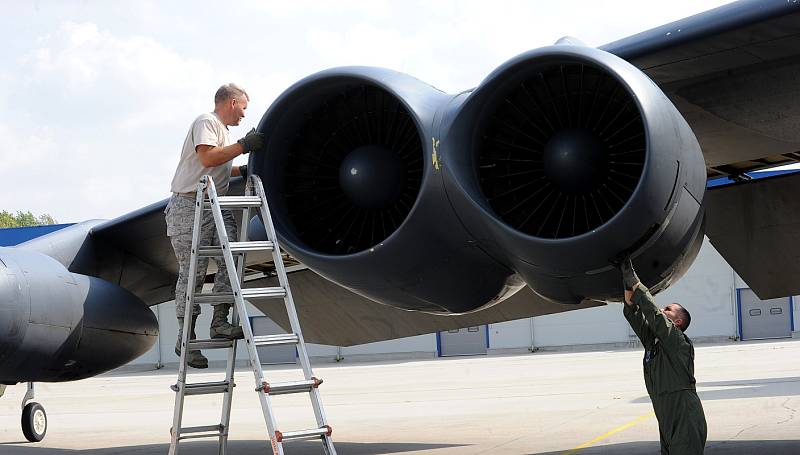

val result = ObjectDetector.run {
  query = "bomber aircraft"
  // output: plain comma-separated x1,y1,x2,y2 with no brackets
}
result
2,0,799,442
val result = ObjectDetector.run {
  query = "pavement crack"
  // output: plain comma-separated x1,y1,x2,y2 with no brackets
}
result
705,422,763,450
731,423,759,440
471,435,526,454
776,397,797,425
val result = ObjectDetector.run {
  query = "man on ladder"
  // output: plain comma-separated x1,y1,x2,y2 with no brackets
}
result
165,83,265,369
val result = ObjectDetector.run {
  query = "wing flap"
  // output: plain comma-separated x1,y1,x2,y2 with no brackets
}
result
705,172,800,299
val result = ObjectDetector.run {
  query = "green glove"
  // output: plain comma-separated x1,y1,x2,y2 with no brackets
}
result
237,128,265,154
620,258,641,290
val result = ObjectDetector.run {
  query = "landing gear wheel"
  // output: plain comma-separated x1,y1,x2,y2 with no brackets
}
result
22,402,47,442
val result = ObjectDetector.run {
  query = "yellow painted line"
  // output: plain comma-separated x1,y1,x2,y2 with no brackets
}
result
562,412,655,455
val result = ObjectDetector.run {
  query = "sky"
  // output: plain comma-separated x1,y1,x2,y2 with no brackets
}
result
0,0,735,223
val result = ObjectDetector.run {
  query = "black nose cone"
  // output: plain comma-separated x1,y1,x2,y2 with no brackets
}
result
339,145,406,209
543,128,608,194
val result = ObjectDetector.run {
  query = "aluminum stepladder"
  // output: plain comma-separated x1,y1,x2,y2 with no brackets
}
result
168,174,336,455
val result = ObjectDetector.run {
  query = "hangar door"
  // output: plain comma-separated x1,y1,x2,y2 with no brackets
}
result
739,289,793,341
250,316,296,364
438,326,488,357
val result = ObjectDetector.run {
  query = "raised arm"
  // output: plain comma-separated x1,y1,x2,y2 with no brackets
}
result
623,300,656,349
631,284,684,349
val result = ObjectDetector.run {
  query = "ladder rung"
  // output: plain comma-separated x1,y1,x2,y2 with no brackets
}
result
276,426,332,443
192,292,234,304
178,424,224,436
187,339,234,350
171,381,233,396
252,334,299,347
178,433,224,441
192,287,285,304
241,287,286,299
197,241,275,257
259,378,322,396
206,195,262,208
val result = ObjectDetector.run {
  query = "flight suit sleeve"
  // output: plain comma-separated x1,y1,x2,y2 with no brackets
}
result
623,301,656,349
631,284,686,349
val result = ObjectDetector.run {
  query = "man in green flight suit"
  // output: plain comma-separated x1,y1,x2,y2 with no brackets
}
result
621,259,707,454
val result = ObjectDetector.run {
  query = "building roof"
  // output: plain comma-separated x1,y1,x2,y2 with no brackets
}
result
0,224,74,246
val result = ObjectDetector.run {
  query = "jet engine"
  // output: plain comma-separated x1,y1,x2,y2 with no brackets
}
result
0,248,158,383
442,44,706,303
249,44,705,312
250,68,521,313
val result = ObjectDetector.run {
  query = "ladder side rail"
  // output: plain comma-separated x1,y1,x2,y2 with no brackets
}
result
216,180,252,455
251,175,335,447
233,178,254,344
169,177,211,455
205,177,285,455
251,175,314,377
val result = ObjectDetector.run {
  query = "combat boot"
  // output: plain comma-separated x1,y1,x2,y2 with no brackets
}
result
209,304,244,340
175,315,208,369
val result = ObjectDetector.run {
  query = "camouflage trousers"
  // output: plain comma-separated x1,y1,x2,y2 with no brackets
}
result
165,194,238,318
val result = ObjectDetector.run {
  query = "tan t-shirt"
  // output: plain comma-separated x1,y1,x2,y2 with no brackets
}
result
170,112,233,194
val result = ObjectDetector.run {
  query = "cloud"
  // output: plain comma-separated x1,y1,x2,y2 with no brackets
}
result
21,21,222,129
0,1,735,223
27,21,209,88
1,21,246,221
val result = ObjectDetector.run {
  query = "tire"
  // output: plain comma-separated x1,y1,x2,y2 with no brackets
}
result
21,402,47,442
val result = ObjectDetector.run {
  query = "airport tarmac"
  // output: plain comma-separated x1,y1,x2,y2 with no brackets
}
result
0,339,798,454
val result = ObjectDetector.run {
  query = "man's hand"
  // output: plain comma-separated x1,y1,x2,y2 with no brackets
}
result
237,128,265,154
624,289,635,305
620,258,641,291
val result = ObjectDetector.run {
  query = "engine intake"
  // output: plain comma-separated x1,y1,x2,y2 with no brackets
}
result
280,84,423,255
478,63,645,239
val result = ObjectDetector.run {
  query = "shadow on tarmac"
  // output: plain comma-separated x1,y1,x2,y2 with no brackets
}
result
0,440,465,454
537,439,800,454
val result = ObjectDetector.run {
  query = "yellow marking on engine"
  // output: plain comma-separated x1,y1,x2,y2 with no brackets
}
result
432,137,441,171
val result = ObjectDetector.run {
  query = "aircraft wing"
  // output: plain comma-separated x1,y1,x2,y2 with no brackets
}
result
88,178,249,306
603,0,800,298
84,0,800,345
603,0,800,177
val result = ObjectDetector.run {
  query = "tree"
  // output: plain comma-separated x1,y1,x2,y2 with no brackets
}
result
0,211,58,228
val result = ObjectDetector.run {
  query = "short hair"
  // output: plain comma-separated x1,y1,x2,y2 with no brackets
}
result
214,83,249,104
675,304,691,331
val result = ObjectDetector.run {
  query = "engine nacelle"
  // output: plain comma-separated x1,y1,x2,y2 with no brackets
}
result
443,44,706,303
251,67,522,313
0,248,158,383
250,44,706,311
